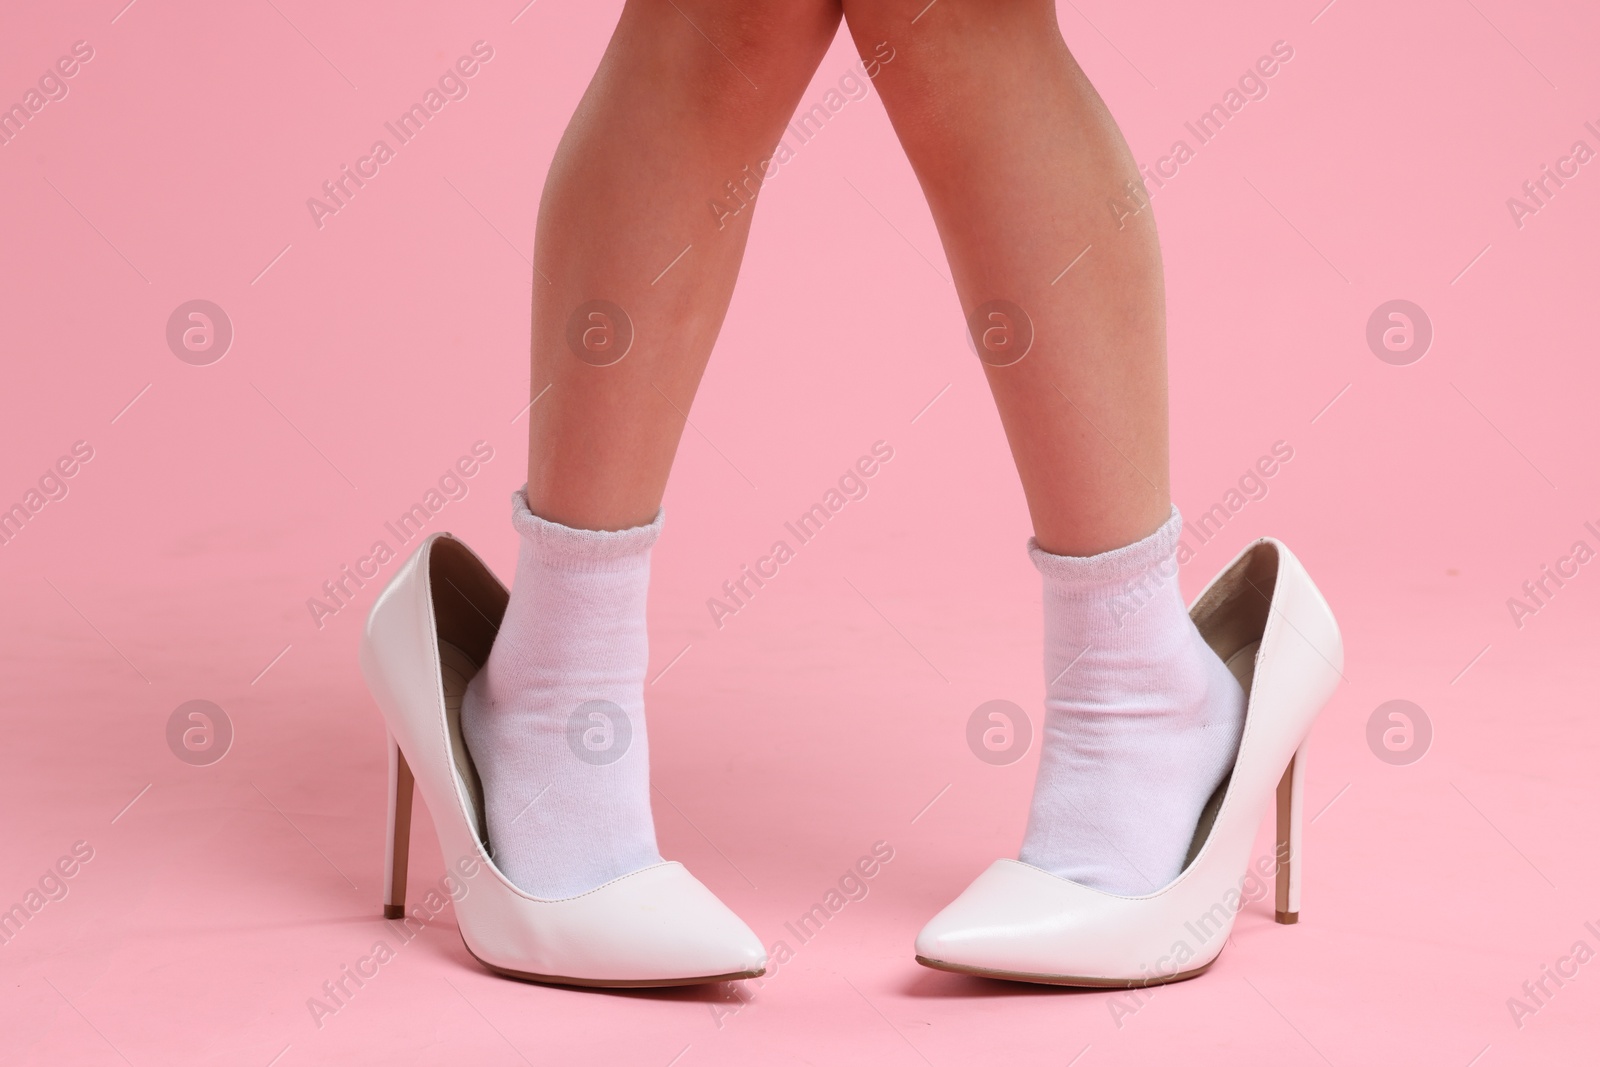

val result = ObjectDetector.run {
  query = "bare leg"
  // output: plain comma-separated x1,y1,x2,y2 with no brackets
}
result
527,0,843,531
842,0,1168,556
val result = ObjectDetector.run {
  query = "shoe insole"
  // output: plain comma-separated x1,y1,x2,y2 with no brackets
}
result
439,640,489,848
1181,639,1263,871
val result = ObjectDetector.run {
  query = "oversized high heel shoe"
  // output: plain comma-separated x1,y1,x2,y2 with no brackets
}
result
360,532,767,987
914,537,1342,987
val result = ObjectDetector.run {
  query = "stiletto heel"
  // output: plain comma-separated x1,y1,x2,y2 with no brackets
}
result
383,733,414,921
1274,743,1305,925
915,537,1343,986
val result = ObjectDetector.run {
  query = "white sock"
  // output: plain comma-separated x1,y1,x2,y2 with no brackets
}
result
1018,506,1246,895
460,489,663,899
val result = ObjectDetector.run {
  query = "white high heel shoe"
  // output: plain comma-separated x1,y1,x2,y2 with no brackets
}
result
915,537,1343,987
360,532,767,987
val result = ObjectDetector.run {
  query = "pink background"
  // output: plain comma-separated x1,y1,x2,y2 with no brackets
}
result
3,0,1598,1063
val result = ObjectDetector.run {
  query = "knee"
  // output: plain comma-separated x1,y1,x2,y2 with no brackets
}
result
841,0,1057,44
839,0,1062,126
626,0,843,107
695,0,843,59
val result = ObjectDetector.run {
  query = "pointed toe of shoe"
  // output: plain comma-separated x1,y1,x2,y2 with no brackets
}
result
461,861,766,987
914,860,1210,986
605,864,768,980
914,861,1076,976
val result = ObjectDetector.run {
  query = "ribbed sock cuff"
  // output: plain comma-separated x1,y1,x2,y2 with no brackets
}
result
511,487,663,573
1028,505,1182,597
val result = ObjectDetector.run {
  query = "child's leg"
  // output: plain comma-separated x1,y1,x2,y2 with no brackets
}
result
845,0,1168,557
843,1,1244,893
528,1,844,532
468,0,842,899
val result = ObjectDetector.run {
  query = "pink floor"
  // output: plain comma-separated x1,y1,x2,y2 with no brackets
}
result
4,1,1599,1063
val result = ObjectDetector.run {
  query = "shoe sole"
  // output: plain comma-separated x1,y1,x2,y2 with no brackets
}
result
463,934,766,989
914,953,1217,988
